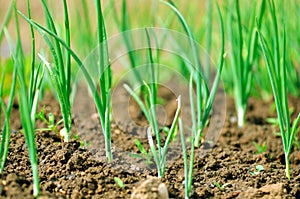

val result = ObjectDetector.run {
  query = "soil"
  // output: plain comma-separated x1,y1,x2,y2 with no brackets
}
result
1,87,300,198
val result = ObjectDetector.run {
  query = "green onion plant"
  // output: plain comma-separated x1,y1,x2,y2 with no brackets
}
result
162,1,225,148
13,51,41,197
94,0,113,161
0,1,45,194
227,0,265,127
3,2,43,194
37,0,72,142
13,53,41,197
18,0,113,161
257,0,300,180
176,3,225,197
124,29,181,177
125,83,181,178
164,2,225,198
27,0,45,126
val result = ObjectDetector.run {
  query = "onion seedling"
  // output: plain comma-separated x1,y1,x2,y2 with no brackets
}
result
4,12,42,195
1,3,44,195
15,62,41,197
37,0,72,142
173,3,224,198
94,0,113,161
18,0,113,161
257,0,300,180
162,1,225,148
124,29,181,178
26,0,45,127
227,0,265,127
125,83,181,178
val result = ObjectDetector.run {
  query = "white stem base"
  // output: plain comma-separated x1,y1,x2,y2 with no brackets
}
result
237,107,245,128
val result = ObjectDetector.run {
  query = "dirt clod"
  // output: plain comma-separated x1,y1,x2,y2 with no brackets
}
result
131,177,169,199
237,183,285,199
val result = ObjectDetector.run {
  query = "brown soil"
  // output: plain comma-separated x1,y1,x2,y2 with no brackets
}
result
1,89,300,198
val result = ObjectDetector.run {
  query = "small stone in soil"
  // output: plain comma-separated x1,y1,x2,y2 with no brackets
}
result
66,174,76,180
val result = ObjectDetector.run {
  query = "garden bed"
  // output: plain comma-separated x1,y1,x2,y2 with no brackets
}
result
1,94,299,199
